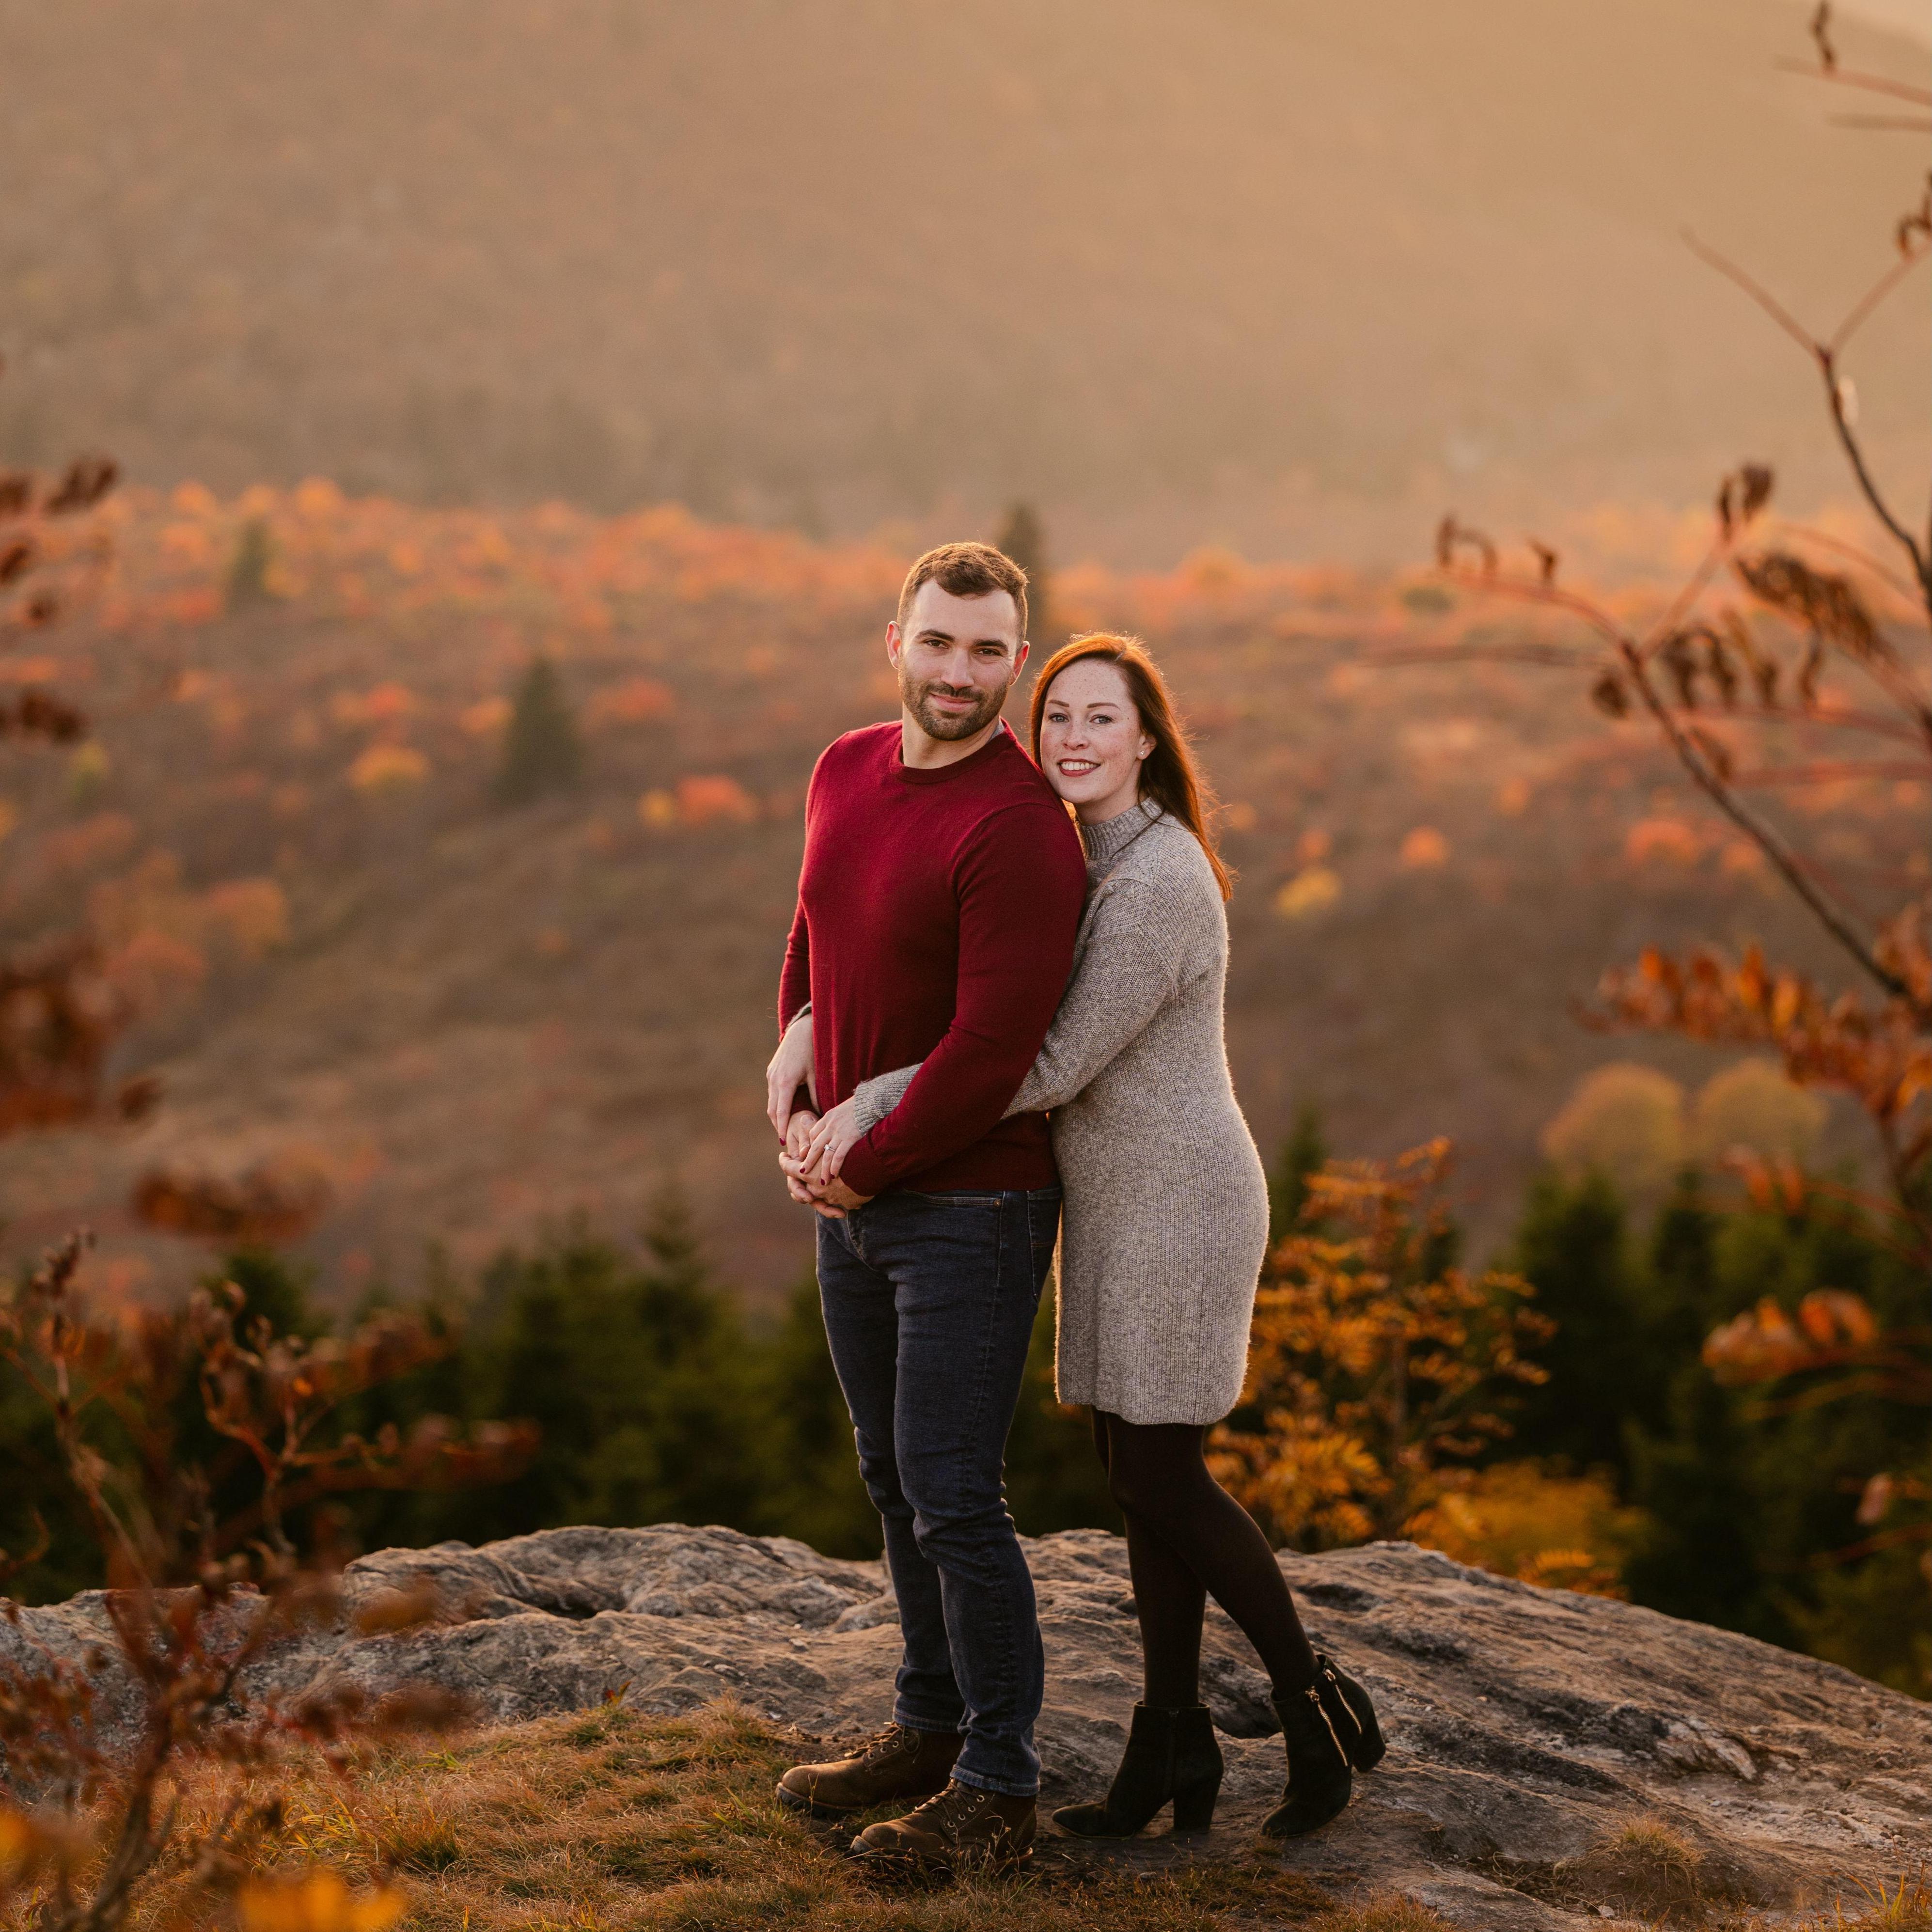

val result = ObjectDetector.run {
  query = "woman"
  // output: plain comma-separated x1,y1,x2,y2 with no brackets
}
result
790,634,1383,1840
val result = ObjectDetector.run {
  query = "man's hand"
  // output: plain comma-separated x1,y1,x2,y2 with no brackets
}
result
766,1012,817,1137
778,1109,871,1217
799,1096,864,1186
813,1174,872,1212
780,1109,850,1218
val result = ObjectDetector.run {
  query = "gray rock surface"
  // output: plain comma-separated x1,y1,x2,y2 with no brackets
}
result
9,1527,1926,1927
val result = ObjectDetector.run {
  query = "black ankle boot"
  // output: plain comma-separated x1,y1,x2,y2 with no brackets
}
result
1314,1652,1385,1770
1261,1684,1351,1838
1051,1702,1224,1838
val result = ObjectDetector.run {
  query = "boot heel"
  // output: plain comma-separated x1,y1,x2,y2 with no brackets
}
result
1170,1770,1221,1831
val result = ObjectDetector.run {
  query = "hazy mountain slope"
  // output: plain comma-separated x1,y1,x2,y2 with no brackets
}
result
1,0,1924,559
0,492,1914,1306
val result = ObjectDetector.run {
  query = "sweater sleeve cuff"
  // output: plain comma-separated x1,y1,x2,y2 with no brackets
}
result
853,1063,919,1134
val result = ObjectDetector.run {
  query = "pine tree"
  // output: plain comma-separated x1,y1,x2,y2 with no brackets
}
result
1506,1170,1655,1476
1266,1103,1327,1245
225,517,274,608
493,655,583,805
755,1269,880,1557
993,502,1051,646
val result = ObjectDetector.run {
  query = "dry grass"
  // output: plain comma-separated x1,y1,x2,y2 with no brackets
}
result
1558,1816,1710,1917
13,1709,1919,1932
1811,1874,1932,1932
66,1703,1444,1932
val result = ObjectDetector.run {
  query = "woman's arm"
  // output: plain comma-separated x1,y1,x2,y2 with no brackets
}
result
852,886,1188,1133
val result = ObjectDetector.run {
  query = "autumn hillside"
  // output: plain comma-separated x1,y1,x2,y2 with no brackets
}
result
0,485,1919,1305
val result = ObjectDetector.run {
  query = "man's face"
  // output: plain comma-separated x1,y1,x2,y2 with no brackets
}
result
887,581,1028,745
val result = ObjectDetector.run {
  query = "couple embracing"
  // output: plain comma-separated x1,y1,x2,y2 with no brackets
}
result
765,541,1382,1875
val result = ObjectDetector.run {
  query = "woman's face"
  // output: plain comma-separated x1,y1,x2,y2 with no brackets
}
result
1038,658,1153,823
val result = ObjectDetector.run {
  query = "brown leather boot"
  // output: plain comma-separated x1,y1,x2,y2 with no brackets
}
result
775,1723,961,1819
850,1779,1037,1874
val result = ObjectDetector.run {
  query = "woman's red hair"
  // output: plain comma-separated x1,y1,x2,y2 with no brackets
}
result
1028,632,1233,901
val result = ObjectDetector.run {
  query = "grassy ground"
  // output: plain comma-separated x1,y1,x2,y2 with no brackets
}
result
119,1704,1402,1932
31,1705,1928,1932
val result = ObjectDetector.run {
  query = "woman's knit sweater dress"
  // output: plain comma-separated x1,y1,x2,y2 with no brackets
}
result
852,799,1269,1426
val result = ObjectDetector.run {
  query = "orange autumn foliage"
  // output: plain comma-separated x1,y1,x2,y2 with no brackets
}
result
1209,1141,1552,1551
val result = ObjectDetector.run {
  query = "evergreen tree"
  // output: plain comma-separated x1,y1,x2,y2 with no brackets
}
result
1506,1170,1657,1476
1494,1170,1932,1692
1005,1285,1117,1536
225,517,274,608
993,502,1051,646
493,655,583,806
754,1269,880,1558
1266,1104,1327,1245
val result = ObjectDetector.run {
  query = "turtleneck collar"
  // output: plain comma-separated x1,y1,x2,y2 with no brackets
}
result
1081,796,1162,868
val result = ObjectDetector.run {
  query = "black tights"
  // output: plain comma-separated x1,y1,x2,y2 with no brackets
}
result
1091,1410,1318,1710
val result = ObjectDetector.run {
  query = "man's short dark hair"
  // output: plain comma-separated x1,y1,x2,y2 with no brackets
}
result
896,542,1028,644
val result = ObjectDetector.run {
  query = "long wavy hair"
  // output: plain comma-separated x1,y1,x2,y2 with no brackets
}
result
1028,632,1233,900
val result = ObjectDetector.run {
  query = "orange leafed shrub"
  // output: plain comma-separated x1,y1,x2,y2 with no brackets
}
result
460,695,512,736
330,681,416,727
39,810,140,876
1273,866,1340,920
132,1156,331,1244
103,926,208,1012
587,676,675,727
204,878,290,958
675,774,757,825
1209,1141,1551,1550
1398,825,1449,870
0,940,136,1134
1624,817,1701,866
347,744,430,792
1405,1461,1647,1597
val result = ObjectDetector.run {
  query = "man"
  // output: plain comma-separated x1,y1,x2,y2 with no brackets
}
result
766,542,1085,1872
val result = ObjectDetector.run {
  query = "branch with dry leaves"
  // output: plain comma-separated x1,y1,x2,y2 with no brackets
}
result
0,359,144,1144
1423,463,1931,1025
1398,13,1931,1029
1,1232,536,1932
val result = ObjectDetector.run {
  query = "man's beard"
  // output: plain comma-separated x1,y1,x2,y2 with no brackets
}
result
901,671,1010,742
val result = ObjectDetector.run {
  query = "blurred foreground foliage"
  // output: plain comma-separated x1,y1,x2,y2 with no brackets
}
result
5,1153,1924,1696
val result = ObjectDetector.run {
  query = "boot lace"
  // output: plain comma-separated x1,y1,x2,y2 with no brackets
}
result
898,1781,996,1842
852,1723,919,1769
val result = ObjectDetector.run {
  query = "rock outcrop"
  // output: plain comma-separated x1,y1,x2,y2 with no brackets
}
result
10,1527,1927,1927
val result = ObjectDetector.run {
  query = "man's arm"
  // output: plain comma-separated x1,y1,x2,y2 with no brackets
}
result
771,742,823,1134
849,886,1185,1131
779,900,811,1035
837,801,1085,1198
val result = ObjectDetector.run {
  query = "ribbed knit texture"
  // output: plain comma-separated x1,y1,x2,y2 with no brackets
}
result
853,799,1269,1425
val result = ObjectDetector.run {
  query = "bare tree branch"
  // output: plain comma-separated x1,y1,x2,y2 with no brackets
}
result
1775,57,1932,108
1829,241,1931,355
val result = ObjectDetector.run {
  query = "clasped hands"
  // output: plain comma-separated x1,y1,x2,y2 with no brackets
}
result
764,1012,872,1218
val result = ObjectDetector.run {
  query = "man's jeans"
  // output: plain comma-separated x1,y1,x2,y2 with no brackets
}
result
816,1185,1061,1797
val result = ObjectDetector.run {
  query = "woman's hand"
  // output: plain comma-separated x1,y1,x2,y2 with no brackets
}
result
780,1109,848,1218
800,1096,865,1186
766,1011,816,1137
779,1108,838,1217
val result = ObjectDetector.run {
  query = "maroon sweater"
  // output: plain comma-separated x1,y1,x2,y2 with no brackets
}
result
779,720,1086,1198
